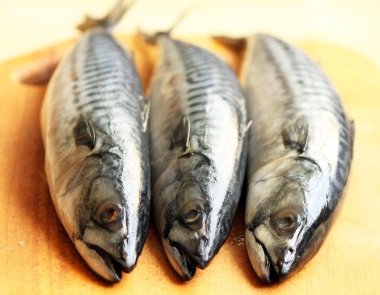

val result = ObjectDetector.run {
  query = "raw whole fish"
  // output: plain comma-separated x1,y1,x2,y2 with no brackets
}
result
149,35,248,280
40,0,150,282
243,34,354,283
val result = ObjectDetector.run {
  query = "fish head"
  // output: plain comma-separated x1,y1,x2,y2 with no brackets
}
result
245,156,328,283
162,179,213,280
155,150,238,280
72,176,139,282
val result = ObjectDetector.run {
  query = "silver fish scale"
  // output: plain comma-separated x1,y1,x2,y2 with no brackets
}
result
150,37,248,275
150,38,247,175
177,40,243,125
43,28,148,204
70,30,143,133
244,34,353,208
41,1,151,281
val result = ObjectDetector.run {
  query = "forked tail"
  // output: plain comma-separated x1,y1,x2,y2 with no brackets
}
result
77,0,135,32
140,3,196,44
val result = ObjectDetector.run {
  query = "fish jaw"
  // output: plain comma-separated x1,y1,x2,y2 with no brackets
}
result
246,225,299,283
118,238,138,273
74,239,123,282
245,227,274,283
162,238,197,280
78,224,141,278
73,233,140,282
162,234,214,280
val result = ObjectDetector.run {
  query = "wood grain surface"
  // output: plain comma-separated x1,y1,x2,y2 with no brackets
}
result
0,35,379,295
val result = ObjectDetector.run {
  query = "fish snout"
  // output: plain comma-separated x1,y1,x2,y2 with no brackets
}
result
272,249,297,280
162,233,212,280
246,224,299,283
192,236,213,269
117,239,138,273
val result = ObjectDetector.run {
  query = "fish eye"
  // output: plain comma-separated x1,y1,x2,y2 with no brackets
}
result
276,215,295,229
183,208,200,224
178,199,205,230
271,209,301,235
94,202,124,231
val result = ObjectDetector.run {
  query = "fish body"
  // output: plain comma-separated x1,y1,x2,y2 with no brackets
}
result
41,1,150,282
243,34,354,283
149,36,248,279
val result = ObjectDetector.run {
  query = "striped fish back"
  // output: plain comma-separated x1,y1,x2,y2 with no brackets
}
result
69,30,143,133
256,35,354,206
174,40,245,132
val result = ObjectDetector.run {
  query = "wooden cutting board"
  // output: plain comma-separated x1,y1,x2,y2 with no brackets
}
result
0,35,379,295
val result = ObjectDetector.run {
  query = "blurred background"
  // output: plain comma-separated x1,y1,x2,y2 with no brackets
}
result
0,0,379,65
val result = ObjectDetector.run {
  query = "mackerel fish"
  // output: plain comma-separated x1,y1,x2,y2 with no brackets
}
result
149,35,248,280
242,34,354,283
40,0,150,282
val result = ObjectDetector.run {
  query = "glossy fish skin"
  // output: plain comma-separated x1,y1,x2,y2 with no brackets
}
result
243,34,354,283
149,36,248,280
40,4,150,282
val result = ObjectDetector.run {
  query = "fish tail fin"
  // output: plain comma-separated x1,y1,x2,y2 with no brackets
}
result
77,0,134,32
140,3,196,44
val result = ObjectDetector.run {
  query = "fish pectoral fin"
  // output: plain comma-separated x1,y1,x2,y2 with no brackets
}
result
74,115,97,149
180,146,195,158
281,116,309,153
171,116,191,150
140,96,150,133
245,120,253,133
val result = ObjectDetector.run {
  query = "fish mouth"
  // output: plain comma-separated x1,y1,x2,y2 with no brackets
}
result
86,243,124,281
172,241,211,268
74,238,137,282
86,242,138,280
169,241,197,280
246,228,280,284
253,237,280,283
163,239,211,280
247,228,299,283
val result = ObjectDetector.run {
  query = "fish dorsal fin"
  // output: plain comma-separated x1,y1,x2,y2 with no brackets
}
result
282,116,309,153
74,115,96,149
